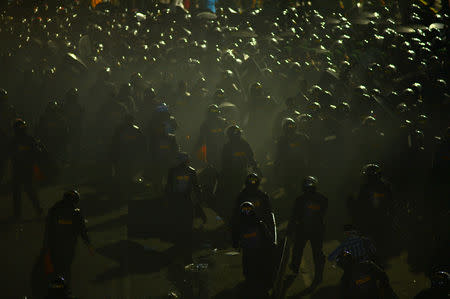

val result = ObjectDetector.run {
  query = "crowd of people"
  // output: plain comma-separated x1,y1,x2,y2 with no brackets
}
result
0,0,449,298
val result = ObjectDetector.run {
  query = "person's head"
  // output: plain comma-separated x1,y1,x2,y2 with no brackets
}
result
245,173,260,190
13,119,27,136
430,270,449,289
282,118,296,136
65,87,79,103
207,104,221,118
0,88,8,103
63,190,80,206
336,250,355,270
302,176,318,193
226,125,242,141
362,163,381,183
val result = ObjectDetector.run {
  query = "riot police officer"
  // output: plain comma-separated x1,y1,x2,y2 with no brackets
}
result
233,173,276,238
166,152,206,265
9,119,43,220
336,250,398,299
148,113,179,192
414,270,449,298
349,164,393,249
219,125,260,218
196,104,228,167
232,201,275,299
274,118,310,195
288,176,328,289
43,190,94,284
110,114,146,198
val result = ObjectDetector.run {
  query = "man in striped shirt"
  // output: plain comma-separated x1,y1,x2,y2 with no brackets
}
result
328,224,377,263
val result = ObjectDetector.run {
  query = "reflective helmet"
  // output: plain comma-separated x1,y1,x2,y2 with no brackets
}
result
0,88,8,102
362,164,381,179
303,176,318,192
240,201,256,217
431,270,449,289
245,173,260,189
362,116,376,127
144,87,156,100
207,104,221,117
282,118,296,134
226,125,241,139
336,250,354,269
214,89,225,101
156,102,169,113
250,82,263,97
65,87,79,102
63,190,80,205
13,119,27,135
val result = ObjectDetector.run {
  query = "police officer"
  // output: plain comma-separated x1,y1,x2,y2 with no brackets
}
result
166,152,206,265
349,164,393,248
414,270,449,299
274,118,310,195
148,113,179,192
273,97,299,139
336,250,398,299
9,119,43,220
111,114,146,198
196,104,228,167
233,173,275,237
232,201,275,299
220,126,260,218
288,176,328,289
43,190,94,284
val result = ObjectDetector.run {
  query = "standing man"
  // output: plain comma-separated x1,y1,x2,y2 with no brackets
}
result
166,152,206,265
43,190,94,284
9,119,43,220
288,176,328,290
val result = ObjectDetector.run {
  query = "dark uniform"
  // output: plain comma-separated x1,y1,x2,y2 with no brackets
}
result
9,119,43,219
149,121,179,192
43,190,92,284
166,153,205,264
288,176,328,287
233,174,275,236
274,118,310,194
196,104,228,168
111,115,146,197
220,126,259,220
337,251,398,299
232,201,275,299
350,164,393,247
